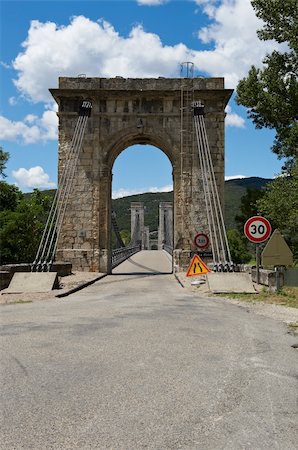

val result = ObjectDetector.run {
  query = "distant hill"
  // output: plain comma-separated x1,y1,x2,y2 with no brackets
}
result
31,177,272,231
224,177,272,228
112,177,272,230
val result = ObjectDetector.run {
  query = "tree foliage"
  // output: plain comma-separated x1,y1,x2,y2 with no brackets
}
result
257,161,298,260
227,229,252,264
236,0,298,160
0,189,52,265
0,181,23,212
0,147,10,178
235,187,265,233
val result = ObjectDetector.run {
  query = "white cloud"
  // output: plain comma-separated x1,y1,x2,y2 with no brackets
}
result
137,0,166,5
193,0,284,87
24,114,38,124
12,17,189,103
112,184,173,199
12,166,56,189
225,105,245,128
0,116,40,144
0,106,58,144
0,61,11,69
225,175,247,181
8,96,18,106
11,4,284,105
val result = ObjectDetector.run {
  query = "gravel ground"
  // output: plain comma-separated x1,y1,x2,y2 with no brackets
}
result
1,270,297,329
175,272,298,327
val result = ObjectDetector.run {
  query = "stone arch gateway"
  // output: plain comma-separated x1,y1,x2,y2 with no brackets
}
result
50,77,232,273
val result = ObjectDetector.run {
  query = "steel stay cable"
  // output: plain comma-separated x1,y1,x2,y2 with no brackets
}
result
198,115,226,266
33,114,84,268
111,212,125,248
194,115,217,265
194,115,216,263
199,115,228,262
32,113,85,269
198,115,224,263
48,113,90,267
38,114,86,268
196,116,220,265
194,114,220,265
199,115,232,265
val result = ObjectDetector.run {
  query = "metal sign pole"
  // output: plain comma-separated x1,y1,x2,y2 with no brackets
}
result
256,244,260,284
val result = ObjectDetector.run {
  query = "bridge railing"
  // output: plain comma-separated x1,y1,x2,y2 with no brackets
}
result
111,244,141,268
163,244,173,255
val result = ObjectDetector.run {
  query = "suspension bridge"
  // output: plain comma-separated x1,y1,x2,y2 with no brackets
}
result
6,69,257,292
30,92,232,276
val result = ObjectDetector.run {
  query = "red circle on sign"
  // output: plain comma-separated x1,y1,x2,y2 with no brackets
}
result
244,216,271,243
194,233,209,249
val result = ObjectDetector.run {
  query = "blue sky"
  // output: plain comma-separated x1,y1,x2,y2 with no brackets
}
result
0,0,285,197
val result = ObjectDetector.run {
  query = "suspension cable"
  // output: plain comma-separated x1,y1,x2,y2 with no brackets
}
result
32,113,85,271
111,211,125,248
194,112,219,265
31,100,92,272
199,113,232,266
48,112,90,268
197,114,226,266
193,101,234,271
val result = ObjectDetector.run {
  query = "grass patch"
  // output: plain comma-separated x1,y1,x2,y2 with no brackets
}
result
220,286,298,308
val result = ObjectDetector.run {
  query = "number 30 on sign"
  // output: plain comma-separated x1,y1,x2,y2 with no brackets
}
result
244,216,271,243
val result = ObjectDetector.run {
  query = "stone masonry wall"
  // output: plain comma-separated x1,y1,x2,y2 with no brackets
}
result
51,77,232,272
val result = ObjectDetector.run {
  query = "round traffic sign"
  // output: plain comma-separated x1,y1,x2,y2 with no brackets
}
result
244,216,271,243
194,233,209,249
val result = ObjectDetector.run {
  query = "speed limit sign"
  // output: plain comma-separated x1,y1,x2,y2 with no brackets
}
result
194,233,209,249
244,216,271,243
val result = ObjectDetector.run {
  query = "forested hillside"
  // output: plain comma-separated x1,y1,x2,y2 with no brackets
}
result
112,177,271,231
25,177,271,232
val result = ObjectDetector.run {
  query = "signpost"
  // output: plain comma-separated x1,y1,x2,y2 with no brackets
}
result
244,216,272,284
194,233,209,250
244,216,272,243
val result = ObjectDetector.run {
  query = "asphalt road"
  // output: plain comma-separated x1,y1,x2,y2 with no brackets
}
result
113,250,172,274
1,265,297,449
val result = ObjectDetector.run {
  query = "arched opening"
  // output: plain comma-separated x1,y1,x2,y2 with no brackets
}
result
110,144,173,274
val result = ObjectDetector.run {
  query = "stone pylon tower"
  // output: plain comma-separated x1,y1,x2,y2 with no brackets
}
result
50,77,232,273
130,202,146,249
158,202,173,250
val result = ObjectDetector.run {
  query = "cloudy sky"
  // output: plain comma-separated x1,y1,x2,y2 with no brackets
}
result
0,0,285,196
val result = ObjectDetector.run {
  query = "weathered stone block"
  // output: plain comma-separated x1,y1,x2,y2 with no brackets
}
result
51,77,232,272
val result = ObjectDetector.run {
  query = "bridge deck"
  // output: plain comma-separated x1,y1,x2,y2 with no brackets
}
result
112,250,172,275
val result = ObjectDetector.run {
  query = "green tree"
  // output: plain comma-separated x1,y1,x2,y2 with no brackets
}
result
0,189,52,264
120,230,131,246
257,161,298,261
0,181,23,212
235,187,265,233
227,229,252,264
236,0,298,161
0,147,10,178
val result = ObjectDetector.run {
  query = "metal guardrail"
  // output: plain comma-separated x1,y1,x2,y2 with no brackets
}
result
163,245,173,255
111,244,141,268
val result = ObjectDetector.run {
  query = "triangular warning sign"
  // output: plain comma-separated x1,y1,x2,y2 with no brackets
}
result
186,255,211,277
261,229,293,266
